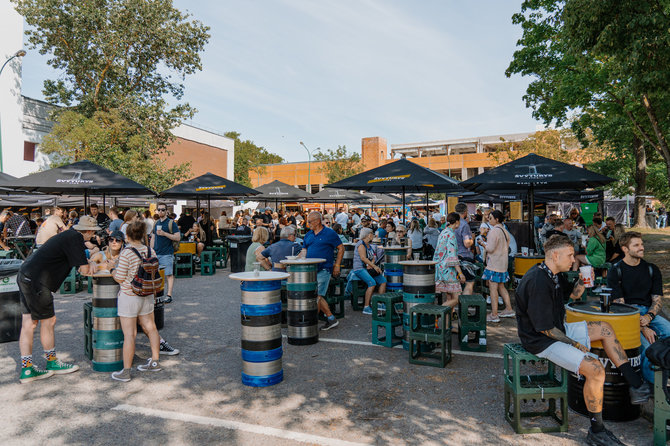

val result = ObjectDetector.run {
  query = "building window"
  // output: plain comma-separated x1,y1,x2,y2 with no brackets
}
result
24,142,36,162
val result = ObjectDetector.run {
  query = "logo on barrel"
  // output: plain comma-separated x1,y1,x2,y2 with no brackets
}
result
368,174,410,183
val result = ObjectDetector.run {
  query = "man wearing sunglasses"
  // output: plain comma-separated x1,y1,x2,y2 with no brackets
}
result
151,203,180,303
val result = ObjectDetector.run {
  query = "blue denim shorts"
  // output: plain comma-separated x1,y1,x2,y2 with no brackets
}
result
157,255,174,276
353,269,387,288
316,268,331,297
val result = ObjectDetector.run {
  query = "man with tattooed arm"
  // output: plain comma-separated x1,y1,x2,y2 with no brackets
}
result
608,231,670,384
515,235,651,446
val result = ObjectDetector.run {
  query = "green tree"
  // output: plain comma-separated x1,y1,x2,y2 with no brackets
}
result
488,129,580,165
39,109,191,192
225,132,284,188
506,0,670,225
14,0,210,189
313,145,363,184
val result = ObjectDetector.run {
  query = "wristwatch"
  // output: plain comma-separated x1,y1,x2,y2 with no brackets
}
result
647,312,656,321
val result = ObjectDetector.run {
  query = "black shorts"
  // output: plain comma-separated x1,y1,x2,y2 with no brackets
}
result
457,256,476,282
18,272,55,320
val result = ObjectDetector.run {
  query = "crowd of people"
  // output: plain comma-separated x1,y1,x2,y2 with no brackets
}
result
10,199,670,445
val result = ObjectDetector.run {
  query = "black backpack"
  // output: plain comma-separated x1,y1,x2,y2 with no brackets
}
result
646,338,670,404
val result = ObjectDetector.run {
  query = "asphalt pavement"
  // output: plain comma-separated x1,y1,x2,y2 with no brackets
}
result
0,271,656,445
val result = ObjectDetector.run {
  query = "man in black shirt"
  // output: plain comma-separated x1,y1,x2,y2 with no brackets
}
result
17,216,99,384
543,218,568,240
178,210,196,235
608,231,670,384
516,235,650,445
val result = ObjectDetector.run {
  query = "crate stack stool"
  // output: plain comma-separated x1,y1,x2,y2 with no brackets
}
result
83,302,93,360
503,343,569,434
653,367,670,446
371,292,403,347
322,277,346,320
60,267,82,294
458,294,487,352
408,303,451,368
348,278,367,311
200,250,216,276
174,253,193,278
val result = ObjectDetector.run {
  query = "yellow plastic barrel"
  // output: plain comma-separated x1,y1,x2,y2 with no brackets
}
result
513,255,544,277
176,242,196,255
566,302,640,350
565,301,641,421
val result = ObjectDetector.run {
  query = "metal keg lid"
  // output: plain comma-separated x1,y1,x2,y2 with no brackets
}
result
382,245,406,250
280,258,326,265
514,254,545,259
398,260,437,266
566,301,639,316
230,271,290,281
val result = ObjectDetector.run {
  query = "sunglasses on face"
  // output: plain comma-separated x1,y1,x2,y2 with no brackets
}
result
110,239,123,243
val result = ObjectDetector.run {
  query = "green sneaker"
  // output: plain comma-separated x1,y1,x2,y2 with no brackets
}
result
46,359,80,375
19,366,54,384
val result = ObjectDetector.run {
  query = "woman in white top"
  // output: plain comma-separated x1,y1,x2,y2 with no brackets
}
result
407,219,424,259
111,220,161,382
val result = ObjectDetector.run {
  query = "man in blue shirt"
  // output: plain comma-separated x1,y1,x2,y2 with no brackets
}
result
258,226,301,271
151,203,180,303
301,211,344,330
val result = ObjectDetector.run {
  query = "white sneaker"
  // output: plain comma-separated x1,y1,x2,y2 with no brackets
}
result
137,358,161,372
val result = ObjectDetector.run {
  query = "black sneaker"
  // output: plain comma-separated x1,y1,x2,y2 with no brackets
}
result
629,381,652,405
320,319,339,331
160,341,180,356
162,295,173,304
586,427,626,446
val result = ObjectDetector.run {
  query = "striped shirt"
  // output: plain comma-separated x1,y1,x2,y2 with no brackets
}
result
113,243,156,294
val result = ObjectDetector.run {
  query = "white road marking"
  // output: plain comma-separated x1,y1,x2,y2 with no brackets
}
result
112,404,370,446
314,336,503,359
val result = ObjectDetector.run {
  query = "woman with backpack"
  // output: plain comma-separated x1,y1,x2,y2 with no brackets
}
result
111,220,162,382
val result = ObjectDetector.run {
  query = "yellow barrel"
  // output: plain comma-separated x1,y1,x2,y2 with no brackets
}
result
513,255,544,277
565,301,641,421
176,242,196,255
565,301,640,349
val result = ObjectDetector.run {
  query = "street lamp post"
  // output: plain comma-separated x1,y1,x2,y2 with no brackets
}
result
299,141,312,193
0,49,27,173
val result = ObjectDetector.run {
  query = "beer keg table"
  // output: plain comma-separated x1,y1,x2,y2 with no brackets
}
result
398,260,437,351
513,254,544,278
230,271,289,387
91,274,123,372
340,243,355,278
565,301,641,421
280,258,325,346
383,246,407,292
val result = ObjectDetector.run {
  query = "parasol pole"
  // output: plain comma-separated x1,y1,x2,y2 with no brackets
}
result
84,190,88,216
208,195,211,217
102,193,106,214
528,184,535,251
402,187,406,225
425,192,429,216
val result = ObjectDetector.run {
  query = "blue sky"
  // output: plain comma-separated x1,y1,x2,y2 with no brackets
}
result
19,0,541,162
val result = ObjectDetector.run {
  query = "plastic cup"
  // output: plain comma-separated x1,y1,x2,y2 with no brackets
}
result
521,247,529,256
580,265,594,288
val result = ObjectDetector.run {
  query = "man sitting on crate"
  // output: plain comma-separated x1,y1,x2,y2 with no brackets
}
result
607,231,670,384
16,216,100,383
515,235,651,446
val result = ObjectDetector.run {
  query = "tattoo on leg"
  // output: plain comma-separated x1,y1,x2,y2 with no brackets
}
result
600,326,612,337
613,338,627,363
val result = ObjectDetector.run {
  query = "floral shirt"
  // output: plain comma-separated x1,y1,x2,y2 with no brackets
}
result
433,227,460,284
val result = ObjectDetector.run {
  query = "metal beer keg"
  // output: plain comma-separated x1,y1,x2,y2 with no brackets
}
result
91,275,123,372
383,246,406,292
281,258,325,346
399,260,438,351
230,271,289,387
340,243,355,277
